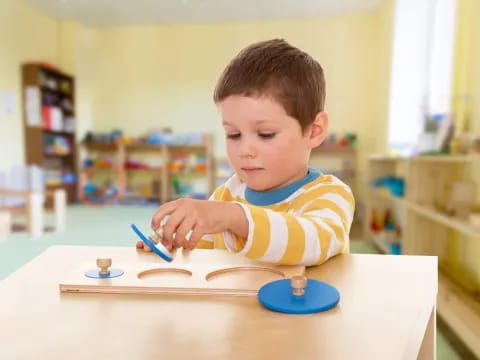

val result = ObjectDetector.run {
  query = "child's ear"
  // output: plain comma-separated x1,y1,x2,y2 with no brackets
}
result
307,112,328,148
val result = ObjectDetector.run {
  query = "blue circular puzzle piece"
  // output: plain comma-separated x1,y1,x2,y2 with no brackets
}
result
85,268,124,279
130,223,173,262
258,278,340,314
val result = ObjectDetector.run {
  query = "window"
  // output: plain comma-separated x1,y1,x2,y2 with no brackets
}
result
387,0,457,154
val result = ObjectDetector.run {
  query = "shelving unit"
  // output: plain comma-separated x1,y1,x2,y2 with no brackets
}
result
404,201,480,238
82,135,214,204
310,145,356,183
366,154,480,357
309,144,357,200
21,63,77,203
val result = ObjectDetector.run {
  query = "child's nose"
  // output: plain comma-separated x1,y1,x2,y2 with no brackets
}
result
239,138,256,158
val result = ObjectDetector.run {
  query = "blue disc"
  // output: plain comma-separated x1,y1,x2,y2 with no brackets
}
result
130,223,173,262
258,278,340,314
85,268,124,279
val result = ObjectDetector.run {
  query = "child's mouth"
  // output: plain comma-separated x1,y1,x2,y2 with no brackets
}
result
242,167,263,172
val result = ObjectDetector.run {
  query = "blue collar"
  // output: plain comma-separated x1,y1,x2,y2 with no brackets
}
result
245,168,320,206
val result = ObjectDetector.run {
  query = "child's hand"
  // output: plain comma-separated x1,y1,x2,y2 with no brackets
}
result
136,239,151,252
135,233,163,253
151,198,246,250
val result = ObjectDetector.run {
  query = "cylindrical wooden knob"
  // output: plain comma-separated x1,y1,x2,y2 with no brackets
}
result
150,227,163,243
97,258,112,275
291,275,307,296
155,227,163,238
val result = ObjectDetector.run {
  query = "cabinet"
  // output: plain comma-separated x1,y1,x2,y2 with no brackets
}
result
82,134,214,204
21,63,77,203
366,154,480,357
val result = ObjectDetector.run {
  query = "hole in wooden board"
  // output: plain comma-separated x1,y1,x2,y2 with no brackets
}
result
205,267,285,289
137,268,193,280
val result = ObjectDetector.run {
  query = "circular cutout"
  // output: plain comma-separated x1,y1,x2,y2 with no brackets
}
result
137,268,192,280
205,266,285,289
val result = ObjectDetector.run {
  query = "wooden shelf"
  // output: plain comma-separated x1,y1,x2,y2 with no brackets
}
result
369,154,480,163
44,130,75,137
22,63,77,204
369,154,407,162
44,152,72,158
404,201,480,238
125,144,208,153
126,168,163,173
126,144,164,152
312,145,355,155
412,155,480,163
83,142,119,152
310,144,357,197
368,152,480,354
82,138,214,203
169,144,208,153
371,234,391,254
438,272,480,358
40,85,72,97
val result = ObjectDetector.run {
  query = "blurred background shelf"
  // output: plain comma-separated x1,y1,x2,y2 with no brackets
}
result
81,136,214,204
22,63,77,203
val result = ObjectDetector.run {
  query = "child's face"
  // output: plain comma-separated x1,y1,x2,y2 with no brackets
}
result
218,95,314,192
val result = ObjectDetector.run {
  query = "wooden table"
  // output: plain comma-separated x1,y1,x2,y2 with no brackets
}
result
0,246,437,359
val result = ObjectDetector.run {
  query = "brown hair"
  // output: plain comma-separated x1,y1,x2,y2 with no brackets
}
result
213,39,325,132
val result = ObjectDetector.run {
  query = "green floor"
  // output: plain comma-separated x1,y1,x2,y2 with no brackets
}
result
0,205,467,359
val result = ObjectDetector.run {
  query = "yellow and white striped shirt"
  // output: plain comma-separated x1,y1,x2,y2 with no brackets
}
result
196,168,355,266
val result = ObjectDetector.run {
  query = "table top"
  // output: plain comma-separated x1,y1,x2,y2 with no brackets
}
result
0,246,437,360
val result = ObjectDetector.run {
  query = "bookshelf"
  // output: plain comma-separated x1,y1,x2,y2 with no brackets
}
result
82,134,214,204
21,63,77,203
366,154,480,356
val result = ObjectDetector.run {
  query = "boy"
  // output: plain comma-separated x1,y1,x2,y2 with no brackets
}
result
137,39,355,266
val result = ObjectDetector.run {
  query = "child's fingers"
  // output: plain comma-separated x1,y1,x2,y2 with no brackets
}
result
136,240,152,252
151,202,177,230
174,218,196,249
186,228,203,250
162,212,185,249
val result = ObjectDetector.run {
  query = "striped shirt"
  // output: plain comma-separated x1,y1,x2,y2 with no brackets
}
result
196,168,355,266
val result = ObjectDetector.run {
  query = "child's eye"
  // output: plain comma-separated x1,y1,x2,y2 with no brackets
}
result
259,133,276,139
226,133,241,140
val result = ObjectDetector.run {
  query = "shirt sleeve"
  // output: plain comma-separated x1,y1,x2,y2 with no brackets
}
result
223,185,355,266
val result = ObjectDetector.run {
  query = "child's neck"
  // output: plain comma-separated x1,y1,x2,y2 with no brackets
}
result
245,168,320,206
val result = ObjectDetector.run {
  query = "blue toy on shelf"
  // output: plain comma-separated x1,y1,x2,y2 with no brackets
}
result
372,176,405,197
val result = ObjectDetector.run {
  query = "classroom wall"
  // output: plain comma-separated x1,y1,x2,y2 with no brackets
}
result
58,21,100,141
88,15,380,159
451,0,480,133
1,1,396,204
0,0,59,170
372,0,394,153
73,9,396,201
468,0,480,132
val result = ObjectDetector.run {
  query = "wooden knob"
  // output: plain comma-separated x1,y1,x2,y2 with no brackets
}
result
291,275,307,296
96,258,112,275
154,227,164,239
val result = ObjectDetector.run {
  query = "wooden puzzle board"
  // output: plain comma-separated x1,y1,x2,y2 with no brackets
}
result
59,250,305,296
